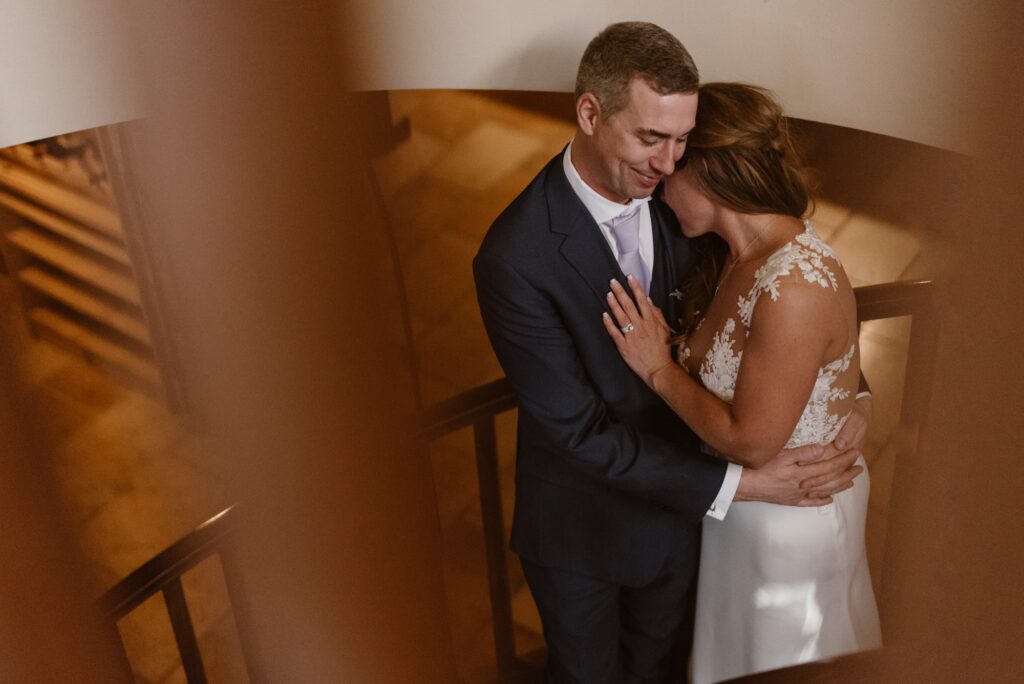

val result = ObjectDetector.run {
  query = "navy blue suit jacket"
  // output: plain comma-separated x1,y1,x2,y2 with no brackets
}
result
473,152,727,586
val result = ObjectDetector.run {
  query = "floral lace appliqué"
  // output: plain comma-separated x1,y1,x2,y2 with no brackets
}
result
679,221,855,448
737,220,841,328
785,343,855,448
698,318,742,403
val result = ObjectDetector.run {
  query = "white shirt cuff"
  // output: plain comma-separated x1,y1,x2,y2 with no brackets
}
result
706,462,742,520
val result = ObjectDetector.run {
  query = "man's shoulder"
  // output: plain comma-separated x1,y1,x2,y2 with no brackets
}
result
477,151,566,258
496,151,565,225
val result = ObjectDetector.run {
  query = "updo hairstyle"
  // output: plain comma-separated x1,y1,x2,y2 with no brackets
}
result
674,82,814,337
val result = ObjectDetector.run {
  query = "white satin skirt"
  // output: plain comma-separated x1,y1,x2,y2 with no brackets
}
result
691,456,882,684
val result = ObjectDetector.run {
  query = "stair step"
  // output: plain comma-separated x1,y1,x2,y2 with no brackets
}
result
0,191,130,266
0,143,115,206
18,267,151,345
0,159,121,238
5,227,141,306
27,307,160,389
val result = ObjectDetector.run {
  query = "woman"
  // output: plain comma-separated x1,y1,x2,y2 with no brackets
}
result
602,83,882,683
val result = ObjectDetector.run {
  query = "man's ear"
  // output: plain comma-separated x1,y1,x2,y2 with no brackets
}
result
576,93,602,135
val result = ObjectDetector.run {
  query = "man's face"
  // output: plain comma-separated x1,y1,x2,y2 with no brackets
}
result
580,78,697,203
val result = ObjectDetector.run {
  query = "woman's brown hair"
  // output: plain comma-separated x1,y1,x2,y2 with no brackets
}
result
673,82,814,337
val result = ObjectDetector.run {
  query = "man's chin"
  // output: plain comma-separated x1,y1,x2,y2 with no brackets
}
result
629,182,661,200
612,181,656,202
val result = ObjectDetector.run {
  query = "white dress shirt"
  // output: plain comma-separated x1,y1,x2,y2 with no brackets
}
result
563,142,741,520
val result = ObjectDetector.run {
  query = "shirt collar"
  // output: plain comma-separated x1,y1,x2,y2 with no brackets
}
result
563,140,651,226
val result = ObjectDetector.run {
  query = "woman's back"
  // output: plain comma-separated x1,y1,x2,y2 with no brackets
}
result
602,81,883,682
687,222,880,684
680,219,860,447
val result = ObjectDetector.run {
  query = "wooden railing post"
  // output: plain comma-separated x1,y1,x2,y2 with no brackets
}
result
102,280,939,684
422,279,939,684
473,415,518,674
162,577,207,684
104,619,138,682
902,285,939,426
219,537,267,684
101,507,256,683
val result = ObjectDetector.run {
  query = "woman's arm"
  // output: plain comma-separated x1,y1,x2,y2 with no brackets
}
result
603,275,844,468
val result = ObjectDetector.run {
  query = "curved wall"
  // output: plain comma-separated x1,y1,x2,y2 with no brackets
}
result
0,0,144,149
347,0,986,153
1,2,989,153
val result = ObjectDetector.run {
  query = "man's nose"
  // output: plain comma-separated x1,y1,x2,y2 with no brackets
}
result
649,142,675,176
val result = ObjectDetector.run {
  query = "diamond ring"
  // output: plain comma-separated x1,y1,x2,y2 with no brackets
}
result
620,323,635,334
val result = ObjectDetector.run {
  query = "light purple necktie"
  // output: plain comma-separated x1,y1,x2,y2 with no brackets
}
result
607,204,649,294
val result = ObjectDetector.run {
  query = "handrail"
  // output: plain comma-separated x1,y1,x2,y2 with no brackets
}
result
421,377,517,439
99,280,937,684
855,280,939,426
420,279,939,683
421,280,938,440
101,505,264,684
100,506,237,618
420,280,939,437
855,279,935,320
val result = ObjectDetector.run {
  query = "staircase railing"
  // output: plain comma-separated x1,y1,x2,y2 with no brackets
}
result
100,505,264,684
420,279,940,683
100,280,939,683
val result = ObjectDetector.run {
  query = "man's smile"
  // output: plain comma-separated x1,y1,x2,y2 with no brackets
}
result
632,167,661,189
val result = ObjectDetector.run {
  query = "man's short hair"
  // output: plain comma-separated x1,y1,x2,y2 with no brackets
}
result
575,22,699,119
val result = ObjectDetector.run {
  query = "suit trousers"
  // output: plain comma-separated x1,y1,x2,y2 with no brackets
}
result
520,527,699,684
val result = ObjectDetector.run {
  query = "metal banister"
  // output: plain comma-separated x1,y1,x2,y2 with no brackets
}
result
101,505,264,684
421,279,939,683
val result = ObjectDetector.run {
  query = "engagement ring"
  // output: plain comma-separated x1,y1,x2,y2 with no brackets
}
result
620,323,635,334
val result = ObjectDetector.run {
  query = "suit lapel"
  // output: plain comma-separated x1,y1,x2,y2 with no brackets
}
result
543,155,695,321
545,158,622,303
649,196,695,331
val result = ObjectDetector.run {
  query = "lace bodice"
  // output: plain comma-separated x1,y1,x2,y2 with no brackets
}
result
680,220,855,448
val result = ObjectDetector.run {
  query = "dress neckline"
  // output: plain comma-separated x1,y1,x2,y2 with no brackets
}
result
680,219,831,378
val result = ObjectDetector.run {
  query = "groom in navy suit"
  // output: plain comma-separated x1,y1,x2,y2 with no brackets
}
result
474,22,869,683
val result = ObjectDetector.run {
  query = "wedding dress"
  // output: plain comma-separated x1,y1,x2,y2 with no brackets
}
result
684,221,882,684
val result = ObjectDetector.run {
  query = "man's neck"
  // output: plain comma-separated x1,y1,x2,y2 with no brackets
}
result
569,136,629,205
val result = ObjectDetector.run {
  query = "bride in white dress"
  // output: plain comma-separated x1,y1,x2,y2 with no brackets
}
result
603,83,881,683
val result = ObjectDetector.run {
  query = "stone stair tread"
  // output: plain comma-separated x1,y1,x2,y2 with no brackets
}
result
0,159,122,238
6,227,141,306
18,267,151,345
27,307,160,388
0,191,130,266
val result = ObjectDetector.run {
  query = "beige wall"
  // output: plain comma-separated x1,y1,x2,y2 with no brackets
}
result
1,1,987,152
347,0,984,153
0,0,145,148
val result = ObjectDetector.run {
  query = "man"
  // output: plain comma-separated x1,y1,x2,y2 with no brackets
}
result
473,22,870,683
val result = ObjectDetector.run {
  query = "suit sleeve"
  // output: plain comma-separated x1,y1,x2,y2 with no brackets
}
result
474,250,726,521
